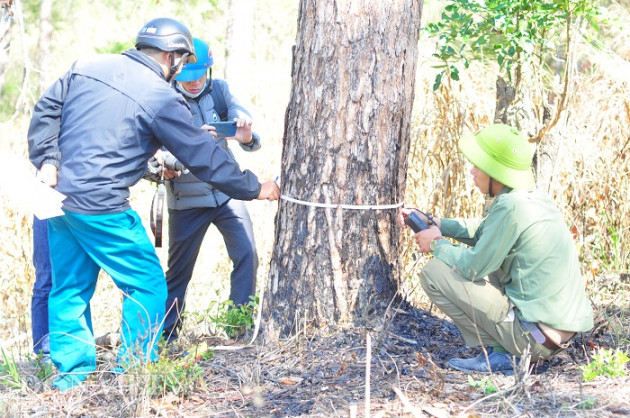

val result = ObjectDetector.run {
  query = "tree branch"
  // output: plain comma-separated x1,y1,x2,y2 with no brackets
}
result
535,7,574,143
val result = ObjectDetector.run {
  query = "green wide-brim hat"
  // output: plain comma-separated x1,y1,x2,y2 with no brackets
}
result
459,124,536,190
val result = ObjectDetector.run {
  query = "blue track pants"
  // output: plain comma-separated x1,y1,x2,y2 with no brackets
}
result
47,209,166,390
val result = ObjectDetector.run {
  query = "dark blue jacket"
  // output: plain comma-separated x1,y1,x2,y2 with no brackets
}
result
27,49,261,214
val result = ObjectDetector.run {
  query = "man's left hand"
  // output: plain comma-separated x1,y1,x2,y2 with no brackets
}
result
415,225,442,253
38,163,58,187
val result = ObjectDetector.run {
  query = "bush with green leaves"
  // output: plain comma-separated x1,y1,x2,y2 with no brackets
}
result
33,352,54,382
580,348,629,381
424,0,600,90
467,375,498,394
212,296,258,338
144,355,205,397
577,397,597,410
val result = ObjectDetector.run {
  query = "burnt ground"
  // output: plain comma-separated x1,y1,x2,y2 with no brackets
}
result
4,304,629,417
193,306,627,417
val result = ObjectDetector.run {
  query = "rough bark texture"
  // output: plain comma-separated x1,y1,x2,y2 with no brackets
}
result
264,0,422,338
494,71,556,192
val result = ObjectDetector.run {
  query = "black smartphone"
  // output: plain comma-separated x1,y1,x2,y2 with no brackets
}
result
209,121,237,138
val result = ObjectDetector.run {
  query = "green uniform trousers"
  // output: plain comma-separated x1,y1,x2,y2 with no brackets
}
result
420,258,558,361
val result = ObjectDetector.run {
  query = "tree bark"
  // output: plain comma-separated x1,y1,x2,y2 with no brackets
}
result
264,0,422,339
494,70,556,193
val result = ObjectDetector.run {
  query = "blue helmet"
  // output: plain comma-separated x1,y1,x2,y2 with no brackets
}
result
175,37,213,82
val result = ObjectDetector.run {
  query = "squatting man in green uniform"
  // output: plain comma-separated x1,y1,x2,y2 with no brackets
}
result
398,123,594,374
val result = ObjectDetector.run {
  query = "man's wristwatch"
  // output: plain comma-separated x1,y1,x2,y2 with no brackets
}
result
243,137,255,147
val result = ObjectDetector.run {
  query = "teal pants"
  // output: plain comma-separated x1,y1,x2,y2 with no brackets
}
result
420,258,555,361
47,209,166,390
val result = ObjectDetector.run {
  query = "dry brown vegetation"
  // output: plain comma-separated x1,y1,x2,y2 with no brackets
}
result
1,0,629,416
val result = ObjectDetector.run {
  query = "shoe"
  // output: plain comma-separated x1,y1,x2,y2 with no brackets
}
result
448,347,518,375
95,332,121,349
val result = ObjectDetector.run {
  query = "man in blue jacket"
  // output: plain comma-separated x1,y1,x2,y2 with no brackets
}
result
160,38,261,342
27,17,280,391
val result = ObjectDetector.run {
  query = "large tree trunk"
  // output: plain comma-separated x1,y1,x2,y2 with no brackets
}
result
264,0,422,339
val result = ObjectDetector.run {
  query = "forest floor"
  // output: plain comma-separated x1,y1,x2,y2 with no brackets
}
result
2,291,629,418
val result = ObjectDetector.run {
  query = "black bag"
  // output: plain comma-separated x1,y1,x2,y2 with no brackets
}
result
150,182,165,247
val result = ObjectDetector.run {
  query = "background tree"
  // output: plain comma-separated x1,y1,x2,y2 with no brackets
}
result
224,0,254,100
0,0,12,77
425,0,599,190
36,0,51,95
263,0,423,339
1,0,44,119
0,0,14,111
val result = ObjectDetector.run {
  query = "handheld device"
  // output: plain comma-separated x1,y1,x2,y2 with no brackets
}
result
209,121,237,138
405,212,429,233
163,153,186,172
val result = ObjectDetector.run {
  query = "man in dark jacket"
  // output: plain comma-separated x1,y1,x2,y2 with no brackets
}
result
27,17,279,391
160,37,261,342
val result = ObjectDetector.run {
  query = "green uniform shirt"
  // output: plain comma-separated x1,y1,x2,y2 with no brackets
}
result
433,188,593,332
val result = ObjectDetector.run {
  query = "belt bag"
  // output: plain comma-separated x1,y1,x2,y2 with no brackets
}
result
524,321,574,351
150,182,165,247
